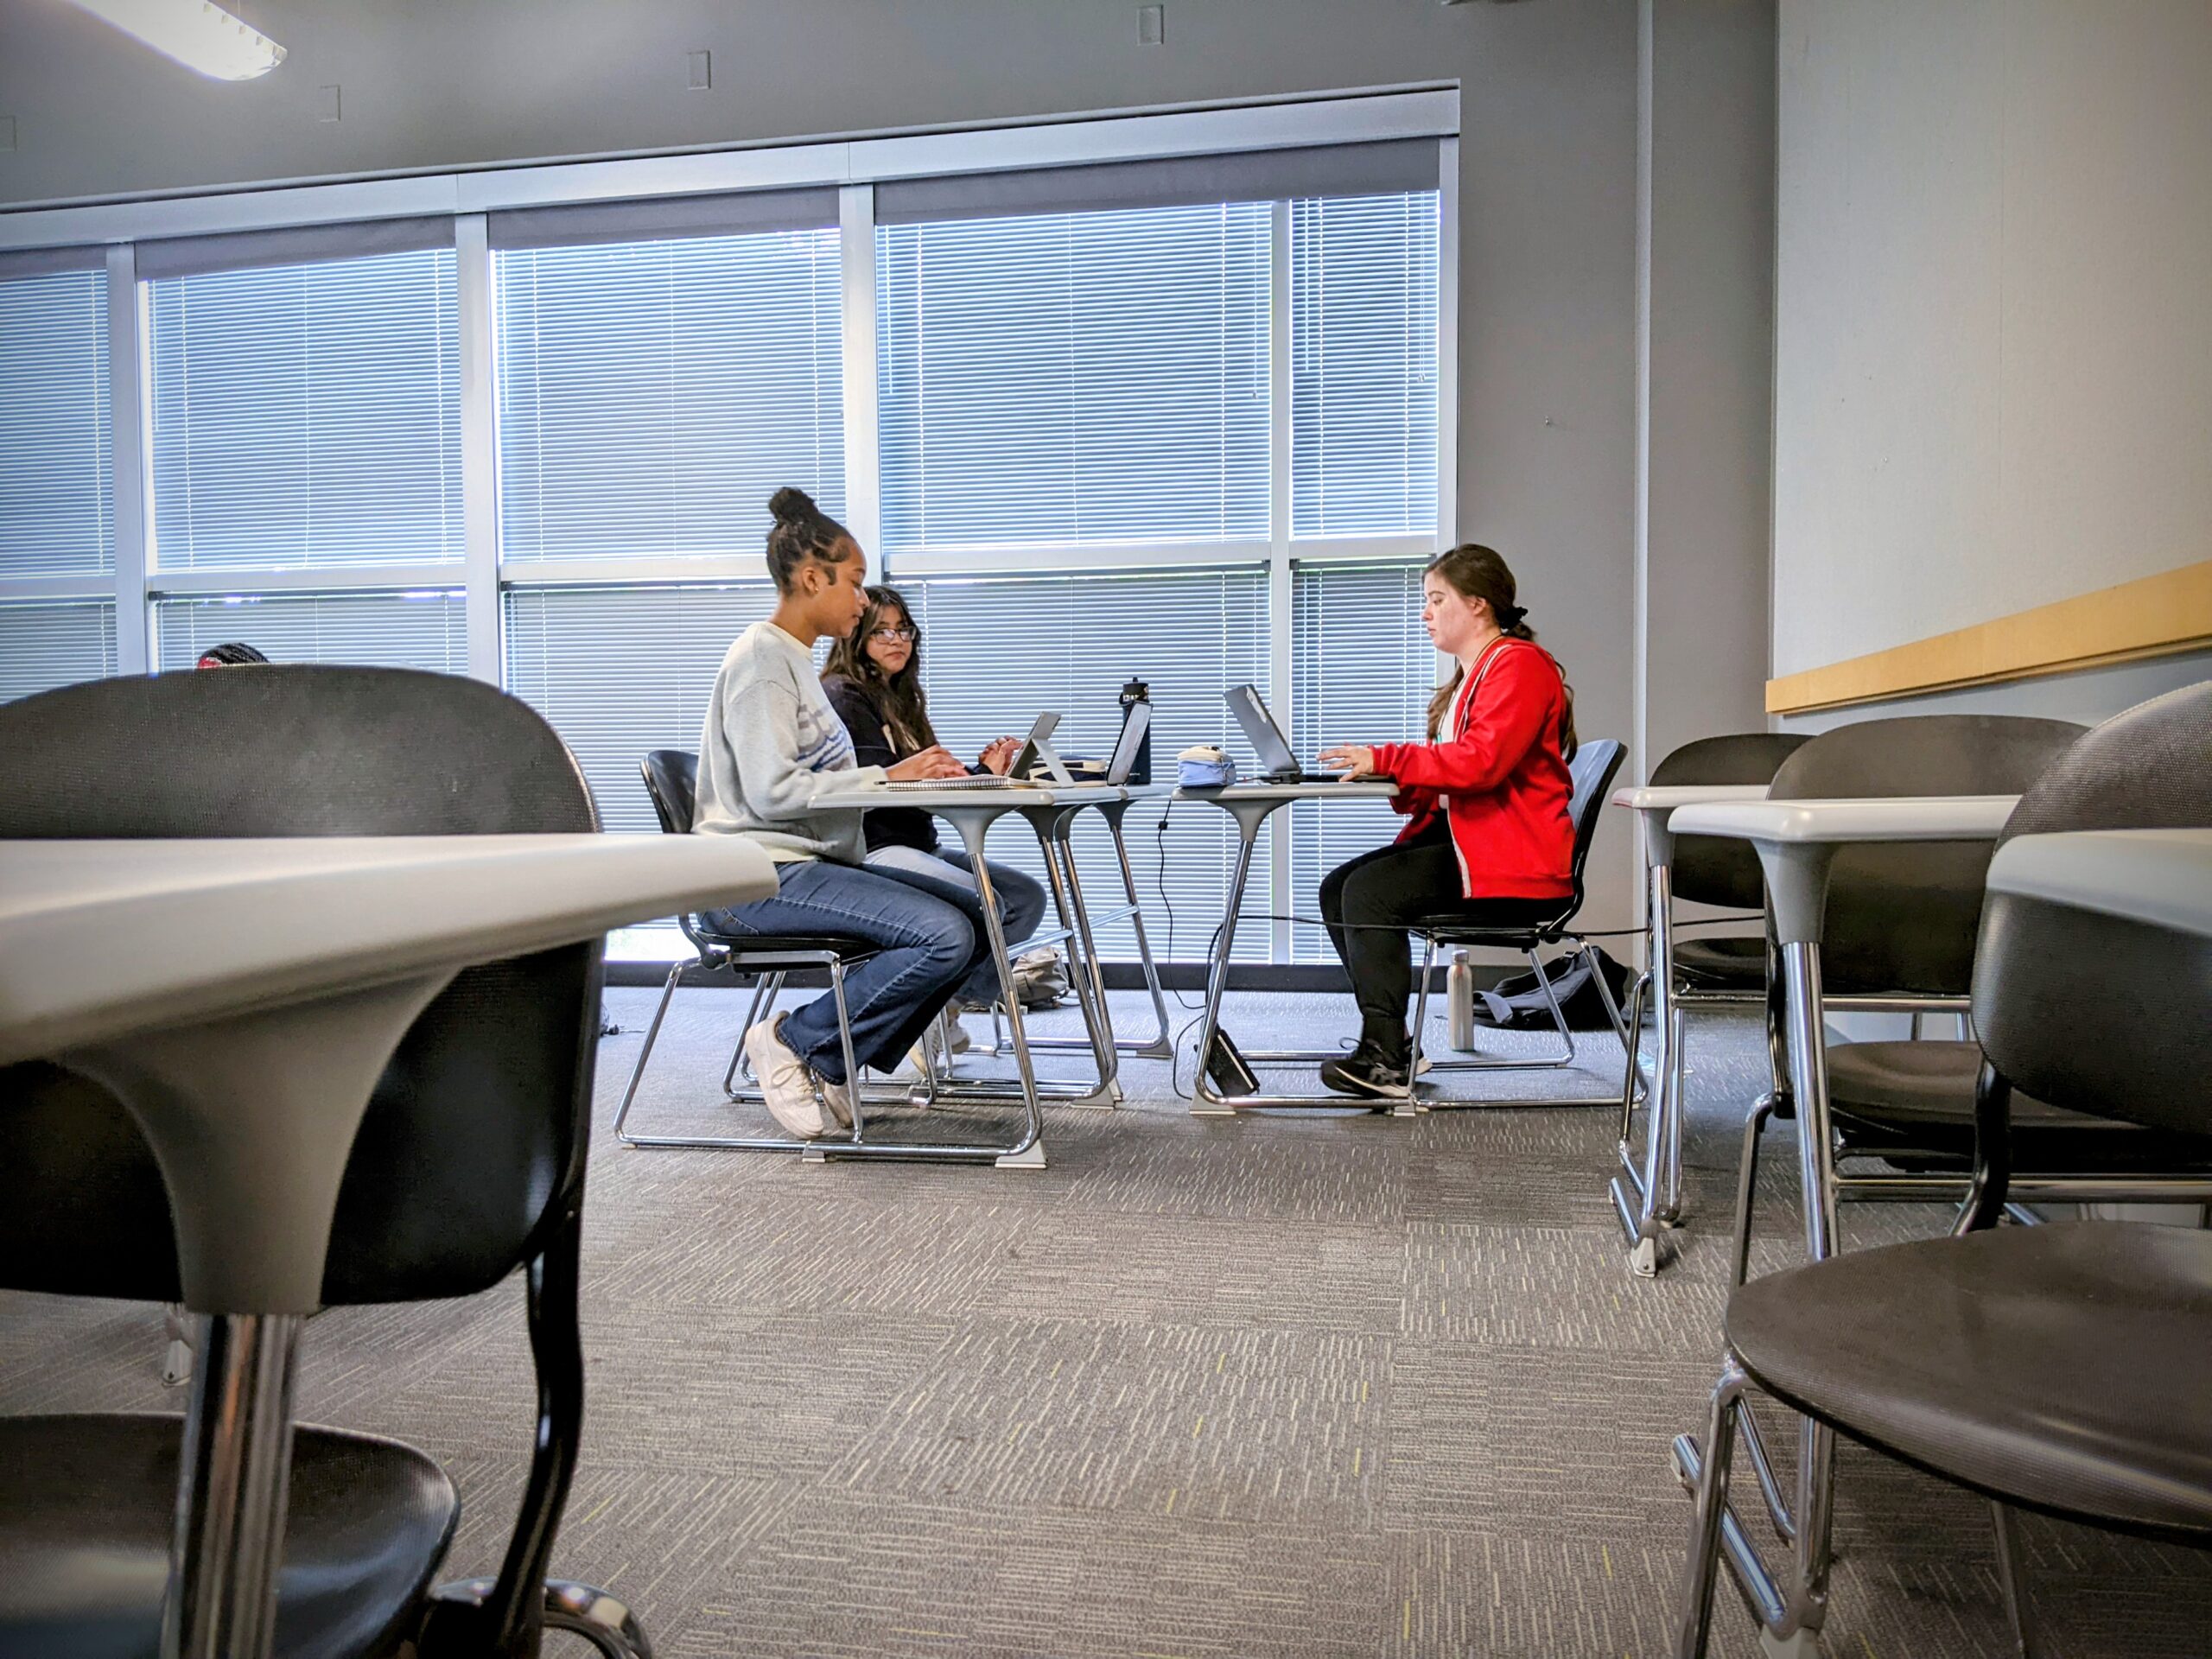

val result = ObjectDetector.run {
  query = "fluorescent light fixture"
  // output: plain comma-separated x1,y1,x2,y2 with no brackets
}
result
67,0,288,81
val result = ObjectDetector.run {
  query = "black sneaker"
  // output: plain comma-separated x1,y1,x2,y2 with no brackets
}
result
1318,1051,1410,1102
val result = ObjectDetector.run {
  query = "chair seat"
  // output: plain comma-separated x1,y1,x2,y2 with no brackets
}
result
0,1414,457,1659
1671,936,1766,991
1826,1041,2212,1170
1728,1223,2212,1541
1414,907,1573,947
692,931,879,960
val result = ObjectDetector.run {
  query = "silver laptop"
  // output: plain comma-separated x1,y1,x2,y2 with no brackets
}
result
880,711,1061,791
1223,684,1337,783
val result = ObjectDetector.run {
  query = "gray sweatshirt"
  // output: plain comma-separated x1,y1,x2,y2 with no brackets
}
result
691,620,887,862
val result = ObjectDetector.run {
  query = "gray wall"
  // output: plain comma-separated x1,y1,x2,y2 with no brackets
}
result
1,0,1792,927
1770,0,2212,683
1636,0,1775,773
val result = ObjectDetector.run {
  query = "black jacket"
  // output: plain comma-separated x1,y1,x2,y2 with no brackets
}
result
821,673,939,854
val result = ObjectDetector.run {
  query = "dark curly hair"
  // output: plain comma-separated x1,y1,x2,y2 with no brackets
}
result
822,586,938,754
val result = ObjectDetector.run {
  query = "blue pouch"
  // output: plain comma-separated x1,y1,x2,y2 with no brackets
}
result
1177,746,1238,788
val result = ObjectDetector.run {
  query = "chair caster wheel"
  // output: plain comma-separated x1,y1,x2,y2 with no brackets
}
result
426,1577,652,1658
1758,1626,1823,1659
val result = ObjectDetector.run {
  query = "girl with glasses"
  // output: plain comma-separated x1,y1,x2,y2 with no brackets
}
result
821,587,1051,1037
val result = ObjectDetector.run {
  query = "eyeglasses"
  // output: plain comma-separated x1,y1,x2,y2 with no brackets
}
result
868,626,918,644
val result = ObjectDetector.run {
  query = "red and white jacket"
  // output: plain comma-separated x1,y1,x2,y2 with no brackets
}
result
1369,636,1574,901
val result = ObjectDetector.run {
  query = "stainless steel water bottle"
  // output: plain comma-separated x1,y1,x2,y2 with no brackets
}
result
1447,950,1476,1051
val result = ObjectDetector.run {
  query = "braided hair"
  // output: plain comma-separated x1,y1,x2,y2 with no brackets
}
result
194,641,269,668
765,486,858,592
1422,543,1577,757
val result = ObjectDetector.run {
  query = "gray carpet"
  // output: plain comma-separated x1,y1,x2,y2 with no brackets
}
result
3,986,2207,1657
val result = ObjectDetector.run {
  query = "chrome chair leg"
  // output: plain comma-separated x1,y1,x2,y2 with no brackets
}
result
613,961,687,1145
1675,1358,1755,1659
722,970,784,1096
1617,969,1651,1146
1732,1094,1781,1288
1992,1503,2049,1659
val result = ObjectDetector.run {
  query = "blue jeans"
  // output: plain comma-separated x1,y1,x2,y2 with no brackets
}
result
863,844,1049,1006
701,859,986,1084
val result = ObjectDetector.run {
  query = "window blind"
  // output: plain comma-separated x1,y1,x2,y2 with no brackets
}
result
152,590,468,674
495,228,843,563
0,599,118,704
0,267,113,578
1290,192,1441,537
893,565,1274,961
147,249,462,569
876,202,1269,554
502,583,784,833
1287,560,1438,962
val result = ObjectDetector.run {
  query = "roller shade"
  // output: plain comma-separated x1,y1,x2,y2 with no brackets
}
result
137,217,456,283
0,265,112,578
146,248,463,570
876,139,1439,223
495,226,843,564
488,187,838,251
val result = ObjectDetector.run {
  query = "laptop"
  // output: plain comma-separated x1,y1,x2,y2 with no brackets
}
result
879,711,1062,791
1060,699,1153,786
1223,684,1340,784
1104,699,1152,785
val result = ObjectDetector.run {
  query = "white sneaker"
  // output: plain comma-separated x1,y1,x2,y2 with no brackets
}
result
745,1017,825,1139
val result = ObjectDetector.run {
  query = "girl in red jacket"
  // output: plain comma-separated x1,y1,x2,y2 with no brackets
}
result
1315,543,1576,1098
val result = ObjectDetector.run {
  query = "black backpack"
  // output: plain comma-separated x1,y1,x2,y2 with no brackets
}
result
1469,945,1635,1033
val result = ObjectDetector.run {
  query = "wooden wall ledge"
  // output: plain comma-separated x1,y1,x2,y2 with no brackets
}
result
1766,560,2212,715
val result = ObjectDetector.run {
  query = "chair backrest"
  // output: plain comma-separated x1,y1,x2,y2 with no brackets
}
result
641,748,699,836
0,665,601,1306
1973,682,2212,1137
641,749,735,960
1765,714,2084,995
1651,732,1809,910
1564,738,1629,920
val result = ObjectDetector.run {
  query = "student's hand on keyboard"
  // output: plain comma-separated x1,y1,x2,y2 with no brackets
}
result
888,746,969,783
1318,743,1377,779
977,737,1020,775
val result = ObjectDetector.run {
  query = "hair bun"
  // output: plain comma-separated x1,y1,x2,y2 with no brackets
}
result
768,486,818,523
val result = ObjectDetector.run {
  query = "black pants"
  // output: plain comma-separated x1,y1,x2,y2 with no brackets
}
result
1319,818,1565,1063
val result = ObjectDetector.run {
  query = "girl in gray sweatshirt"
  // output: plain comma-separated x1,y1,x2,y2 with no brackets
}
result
689,489,990,1141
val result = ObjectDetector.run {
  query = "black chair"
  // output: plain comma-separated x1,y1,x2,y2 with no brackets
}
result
1802,686,2212,1214
1731,713,2089,1282
1673,683,2212,1659
1406,737,1633,1107
613,749,877,1155
0,665,646,1658
613,750,1036,1165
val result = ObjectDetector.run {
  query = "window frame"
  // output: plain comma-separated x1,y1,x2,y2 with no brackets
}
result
0,102,1456,962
